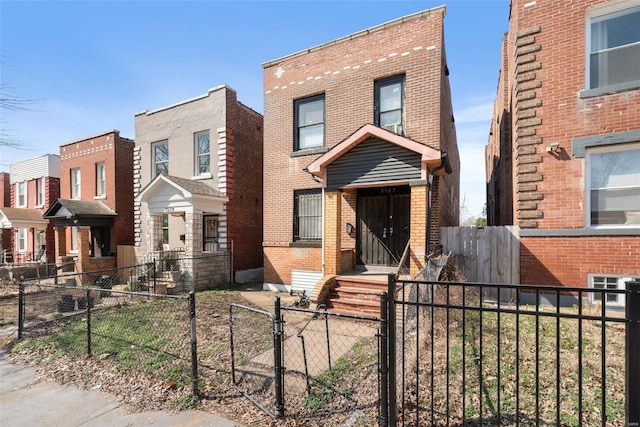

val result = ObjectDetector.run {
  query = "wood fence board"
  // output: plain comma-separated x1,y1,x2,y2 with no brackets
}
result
440,226,520,285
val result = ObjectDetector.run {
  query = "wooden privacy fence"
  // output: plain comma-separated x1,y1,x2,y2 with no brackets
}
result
440,226,520,285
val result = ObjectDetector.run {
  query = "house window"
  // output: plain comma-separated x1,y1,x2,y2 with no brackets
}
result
17,228,27,253
17,181,26,207
153,141,169,176
71,168,81,199
203,215,219,252
36,231,46,262
36,178,45,207
195,131,210,175
589,275,640,307
375,75,405,135
70,226,78,252
295,94,325,150
162,214,169,246
96,162,106,196
294,189,322,242
586,143,640,227
587,5,640,90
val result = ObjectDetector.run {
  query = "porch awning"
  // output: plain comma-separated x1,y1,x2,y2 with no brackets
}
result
135,174,228,215
0,207,49,229
43,199,117,227
306,124,450,189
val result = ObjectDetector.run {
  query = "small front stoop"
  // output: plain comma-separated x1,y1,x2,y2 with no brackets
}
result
325,274,389,316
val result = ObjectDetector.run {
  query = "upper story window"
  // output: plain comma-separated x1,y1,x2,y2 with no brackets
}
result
375,75,405,135
195,131,210,175
587,5,640,90
17,181,26,207
96,162,106,197
71,168,81,199
36,178,45,207
295,94,325,151
586,143,640,227
153,141,169,176
293,189,322,242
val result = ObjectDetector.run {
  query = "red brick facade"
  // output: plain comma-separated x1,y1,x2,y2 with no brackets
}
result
59,130,134,254
223,97,264,272
487,0,640,289
263,7,460,287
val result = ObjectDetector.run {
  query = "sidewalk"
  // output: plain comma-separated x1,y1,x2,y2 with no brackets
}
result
0,351,242,427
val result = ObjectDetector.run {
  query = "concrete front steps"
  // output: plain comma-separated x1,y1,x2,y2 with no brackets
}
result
325,274,390,317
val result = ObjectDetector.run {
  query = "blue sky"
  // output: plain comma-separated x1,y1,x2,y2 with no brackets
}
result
0,0,510,218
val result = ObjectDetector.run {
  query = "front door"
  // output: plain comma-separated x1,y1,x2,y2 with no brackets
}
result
357,186,410,266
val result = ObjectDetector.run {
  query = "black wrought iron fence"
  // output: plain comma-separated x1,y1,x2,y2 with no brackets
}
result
384,276,639,427
14,279,198,397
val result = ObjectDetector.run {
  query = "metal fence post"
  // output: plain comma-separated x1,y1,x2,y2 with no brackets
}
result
189,291,199,397
86,288,92,356
387,273,397,426
273,296,285,418
18,280,24,339
379,291,389,427
627,281,640,426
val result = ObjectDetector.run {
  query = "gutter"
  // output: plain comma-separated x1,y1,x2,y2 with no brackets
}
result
425,151,450,261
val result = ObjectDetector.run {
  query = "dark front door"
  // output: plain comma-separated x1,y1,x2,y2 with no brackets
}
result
357,186,410,266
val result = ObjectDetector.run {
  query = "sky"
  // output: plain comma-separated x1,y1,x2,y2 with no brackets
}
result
0,0,510,219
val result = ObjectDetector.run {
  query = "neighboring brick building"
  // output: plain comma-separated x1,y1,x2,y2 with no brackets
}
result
486,0,640,305
0,155,60,263
0,172,13,260
44,130,134,272
134,85,263,290
262,6,460,299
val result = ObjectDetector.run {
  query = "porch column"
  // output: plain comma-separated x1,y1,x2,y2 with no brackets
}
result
54,226,66,261
324,190,342,275
148,215,162,252
185,212,199,257
77,226,91,273
409,181,429,276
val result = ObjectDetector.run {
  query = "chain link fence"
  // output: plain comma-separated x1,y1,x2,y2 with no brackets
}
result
12,278,198,398
229,298,382,425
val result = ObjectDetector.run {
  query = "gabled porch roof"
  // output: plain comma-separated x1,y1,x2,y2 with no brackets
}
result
0,207,48,229
43,199,117,227
306,124,450,186
135,174,228,215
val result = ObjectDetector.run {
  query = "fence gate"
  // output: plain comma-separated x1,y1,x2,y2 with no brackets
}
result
229,303,283,418
230,299,382,424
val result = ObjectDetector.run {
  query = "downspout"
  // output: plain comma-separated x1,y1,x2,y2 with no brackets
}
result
425,151,451,262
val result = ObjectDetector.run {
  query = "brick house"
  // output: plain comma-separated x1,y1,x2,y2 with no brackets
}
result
134,85,263,290
0,155,60,263
43,130,135,272
486,0,640,305
262,6,460,309
0,172,11,259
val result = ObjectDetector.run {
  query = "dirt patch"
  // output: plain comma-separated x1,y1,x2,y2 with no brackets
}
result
3,283,378,426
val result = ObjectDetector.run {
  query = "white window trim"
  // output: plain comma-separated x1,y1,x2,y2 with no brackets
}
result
152,141,169,176
194,130,211,177
584,1,640,92
35,177,45,208
588,273,640,307
17,181,27,208
71,168,81,199
584,141,640,229
17,228,27,253
70,227,79,253
96,162,106,197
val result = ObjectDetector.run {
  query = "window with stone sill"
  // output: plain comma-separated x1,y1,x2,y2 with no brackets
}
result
586,142,640,228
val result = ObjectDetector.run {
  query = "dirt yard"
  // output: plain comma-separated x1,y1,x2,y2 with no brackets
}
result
1,281,379,427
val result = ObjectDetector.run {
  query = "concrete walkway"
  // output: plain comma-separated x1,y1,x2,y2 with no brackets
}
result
0,351,242,427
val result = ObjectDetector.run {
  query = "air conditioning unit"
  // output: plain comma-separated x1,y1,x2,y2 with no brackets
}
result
382,123,403,134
